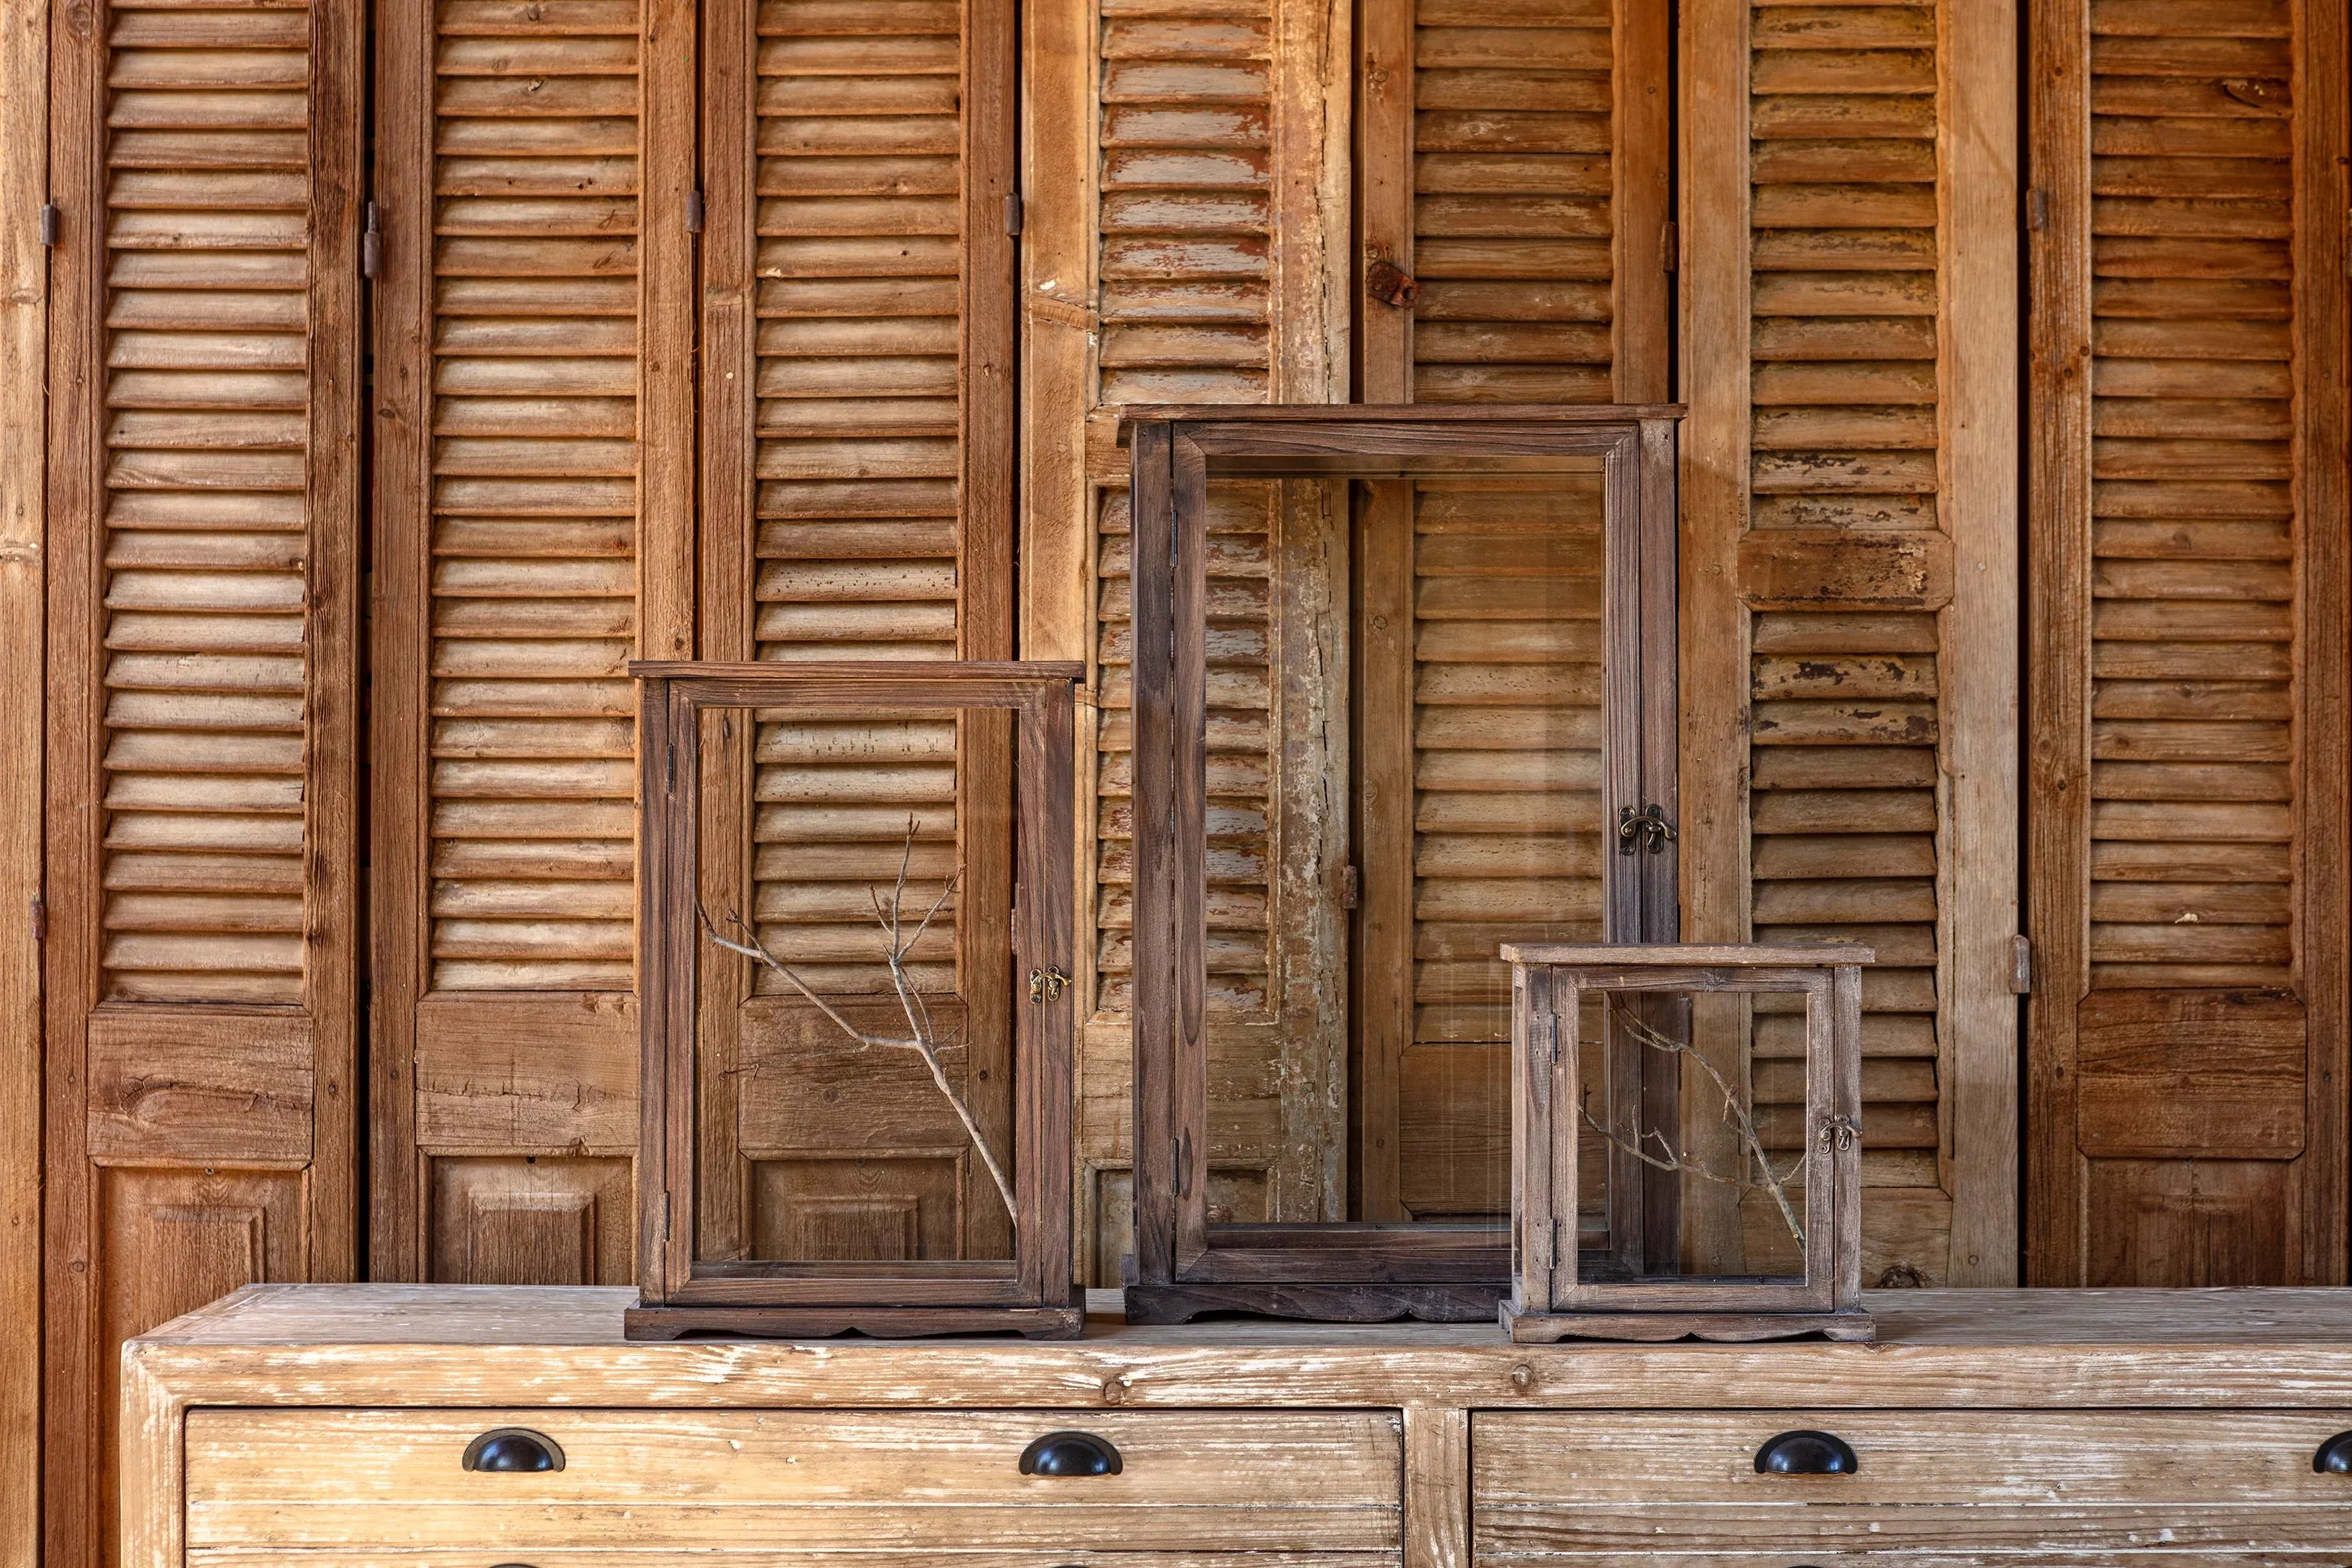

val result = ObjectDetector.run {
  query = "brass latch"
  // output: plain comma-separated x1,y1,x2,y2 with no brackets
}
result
1616,803,1678,855
1819,1116,1861,1151
1027,965,1069,1004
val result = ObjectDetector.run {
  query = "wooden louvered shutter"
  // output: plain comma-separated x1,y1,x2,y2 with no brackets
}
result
1345,0,1669,1225
1075,0,1353,1263
42,0,361,1555
2027,0,2348,1284
1356,0,1669,404
370,0,694,1282
689,0,1018,1250
1676,0,2021,1285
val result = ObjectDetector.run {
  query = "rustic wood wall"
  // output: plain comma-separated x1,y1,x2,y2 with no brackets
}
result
2026,0,2349,1285
3,0,2347,1552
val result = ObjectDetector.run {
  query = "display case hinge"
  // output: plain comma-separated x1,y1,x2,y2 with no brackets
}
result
38,203,58,248
2012,934,2033,995
361,201,381,279
1547,1013,1561,1065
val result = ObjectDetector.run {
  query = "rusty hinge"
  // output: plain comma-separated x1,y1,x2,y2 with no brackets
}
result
2029,188,2049,233
2011,934,2033,996
360,201,381,279
1660,220,1678,272
1004,193,1024,235
661,1190,672,1242
38,203,58,248
1339,864,1360,910
1175,1131,1192,1199
685,189,704,235
29,899,44,943
1365,257,1418,308
1546,1013,1561,1066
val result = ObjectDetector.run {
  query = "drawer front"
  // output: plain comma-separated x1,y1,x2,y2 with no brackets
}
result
185,1408,1403,1552
1474,1410,2352,1554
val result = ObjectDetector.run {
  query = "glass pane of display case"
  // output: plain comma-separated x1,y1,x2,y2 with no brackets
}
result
693,700,1018,1268
1126,407,1681,1323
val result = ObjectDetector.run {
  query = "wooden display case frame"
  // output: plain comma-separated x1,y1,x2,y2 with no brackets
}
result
625,661,1085,1340
1123,405,1684,1324
1502,943,1874,1343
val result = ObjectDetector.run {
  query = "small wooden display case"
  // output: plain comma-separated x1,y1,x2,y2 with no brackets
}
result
625,661,1085,1341
1502,944,1874,1343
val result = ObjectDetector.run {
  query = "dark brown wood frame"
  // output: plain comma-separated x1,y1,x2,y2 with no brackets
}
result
625,662,1084,1340
1501,944,1872,1344
1123,405,1684,1324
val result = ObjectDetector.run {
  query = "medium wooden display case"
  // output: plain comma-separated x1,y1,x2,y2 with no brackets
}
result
625,661,1084,1340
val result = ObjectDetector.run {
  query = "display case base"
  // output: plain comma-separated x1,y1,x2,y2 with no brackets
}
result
623,1302,1087,1341
1501,1302,1876,1343
1124,1282,1502,1324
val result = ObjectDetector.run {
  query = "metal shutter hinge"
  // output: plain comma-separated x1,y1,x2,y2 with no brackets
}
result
685,189,704,235
1004,193,1023,235
37,204,57,247
361,202,381,279
2011,934,2033,996
29,899,44,942
1660,220,1678,272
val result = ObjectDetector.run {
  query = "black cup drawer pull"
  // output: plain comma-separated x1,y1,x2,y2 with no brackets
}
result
1020,1430,1122,1476
462,1428,565,1472
2315,1432,2352,1473
1754,1430,1858,1475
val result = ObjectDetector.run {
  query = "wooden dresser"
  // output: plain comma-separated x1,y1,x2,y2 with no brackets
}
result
127,1287,2352,1566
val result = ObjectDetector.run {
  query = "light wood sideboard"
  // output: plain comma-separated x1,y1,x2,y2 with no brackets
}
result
127,1286,2352,1567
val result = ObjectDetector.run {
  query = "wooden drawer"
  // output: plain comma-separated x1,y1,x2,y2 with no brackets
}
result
184,1408,1403,1553
1473,1410,2352,1555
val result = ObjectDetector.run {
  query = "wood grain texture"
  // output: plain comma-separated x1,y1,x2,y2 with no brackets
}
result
45,2,361,1562
110,1281,2352,1568
0,0,44,1551
2026,0,2348,1285
1728,0,1955,1288
1938,0,2021,1287
185,1406,1403,1549
370,0,671,1287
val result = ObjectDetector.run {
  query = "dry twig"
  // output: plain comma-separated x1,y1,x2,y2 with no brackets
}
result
698,818,1017,1224
1580,996,1807,1248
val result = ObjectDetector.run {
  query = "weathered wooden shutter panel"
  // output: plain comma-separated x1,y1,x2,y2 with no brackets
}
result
1736,2,1949,1269
2027,0,2347,1285
1077,0,1348,1265
1680,0,2017,1285
688,0,1020,1254
372,0,694,1284
44,0,361,1554
1358,0,1668,404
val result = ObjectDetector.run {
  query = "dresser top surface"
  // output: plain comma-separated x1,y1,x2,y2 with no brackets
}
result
142,1284,2352,1349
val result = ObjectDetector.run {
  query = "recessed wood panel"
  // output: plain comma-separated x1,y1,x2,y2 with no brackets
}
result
426,1155,633,1286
